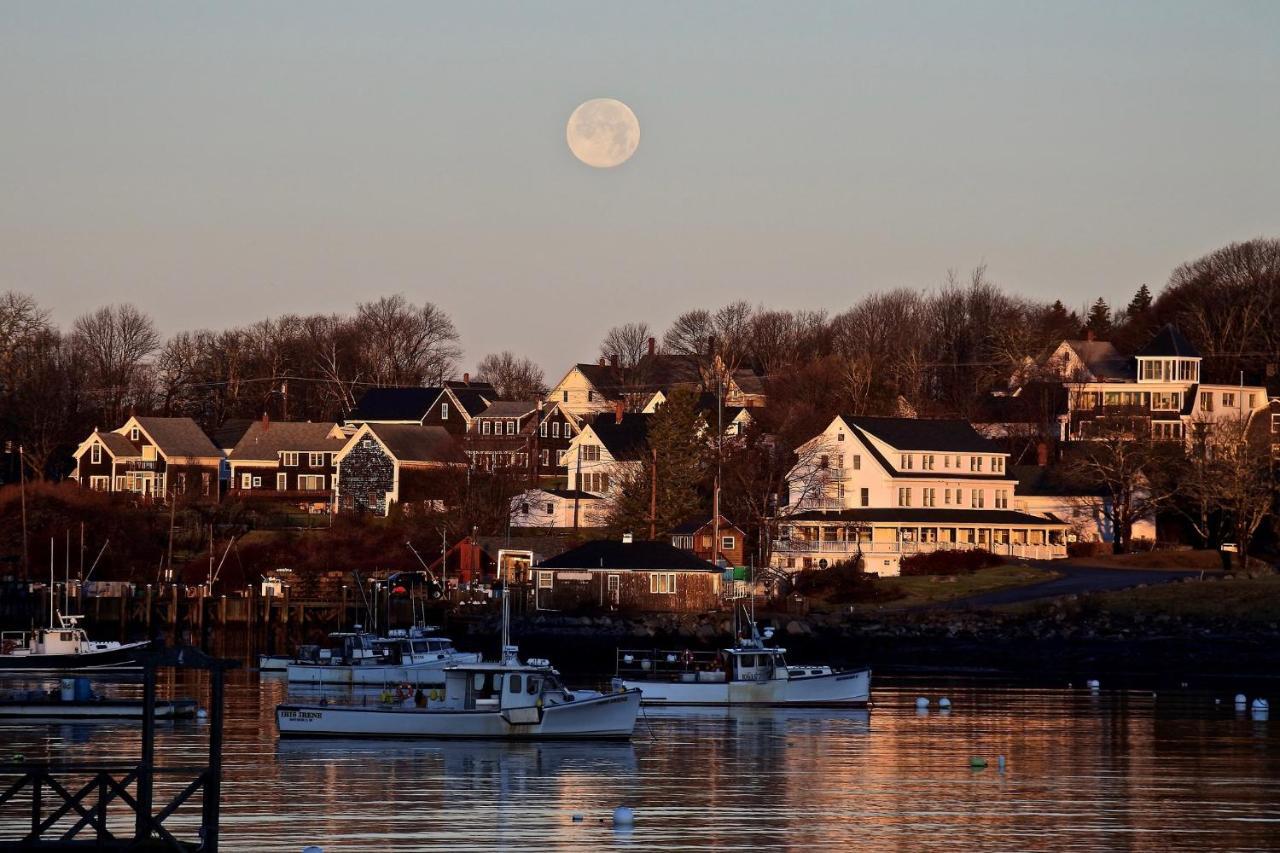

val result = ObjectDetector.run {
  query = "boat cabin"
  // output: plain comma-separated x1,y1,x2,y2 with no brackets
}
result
615,645,791,684
372,636,464,666
295,632,379,665
437,661,568,717
0,615,119,658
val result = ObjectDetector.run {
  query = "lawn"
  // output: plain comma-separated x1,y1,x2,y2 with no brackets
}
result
876,563,1059,609
1086,574,1280,623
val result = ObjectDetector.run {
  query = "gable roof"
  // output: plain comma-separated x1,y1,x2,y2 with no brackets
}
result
538,539,720,572
587,412,651,457
364,423,466,464
209,418,254,451
1137,324,1201,359
1011,465,1106,498
729,368,766,396
447,387,493,417
473,400,537,419
573,363,628,400
1062,340,1133,381
843,416,997,454
230,421,346,461
94,431,140,458
670,515,744,535
349,387,444,423
132,417,221,458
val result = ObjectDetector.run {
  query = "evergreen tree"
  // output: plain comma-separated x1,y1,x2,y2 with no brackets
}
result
1126,283,1153,318
607,389,709,537
1084,298,1112,337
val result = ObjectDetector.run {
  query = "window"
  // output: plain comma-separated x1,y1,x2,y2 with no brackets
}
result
1223,392,1236,408
722,536,734,551
283,452,299,467
837,432,845,441
969,456,978,471
141,445,156,461
819,454,830,469
852,455,861,470
544,502,554,515
252,476,262,487
944,456,951,469
308,452,324,467
1153,421,1184,441
201,473,211,496
552,422,560,438
557,450,567,465
506,420,515,435
130,427,140,441
90,443,101,464
587,390,594,402
540,421,548,437
562,391,569,402
995,489,1008,509
923,488,936,507
277,473,287,490
1273,414,1280,434
509,674,522,693
944,488,952,505
538,571,554,589
540,449,549,466
581,472,611,492
300,475,325,490
1200,391,1213,412
860,488,869,507
836,453,844,469
482,420,491,435
971,489,984,508
649,573,677,594
993,457,1004,473
441,402,449,420
897,487,911,507
899,454,913,470
89,476,109,491
241,473,252,489
923,455,934,470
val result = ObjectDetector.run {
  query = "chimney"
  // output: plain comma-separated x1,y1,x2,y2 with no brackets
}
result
648,337,656,356
610,353,619,368
615,400,624,424
463,372,469,385
1037,441,1048,467
622,532,633,544
1085,329,1095,342
262,412,270,432
598,357,606,367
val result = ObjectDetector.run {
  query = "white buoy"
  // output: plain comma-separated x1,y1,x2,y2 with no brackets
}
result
915,697,930,709
572,813,584,822
302,846,323,853
1252,698,1269,714
197,708,208,719
997,755,1006,772
613,806,635,827
1086,679,1100,690
1235,693,1248,706
938,697,952,709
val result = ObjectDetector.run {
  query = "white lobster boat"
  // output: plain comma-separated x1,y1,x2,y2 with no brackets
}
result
0,614,147,672
285,628,481,686
276,648,642,740
613,623,870,706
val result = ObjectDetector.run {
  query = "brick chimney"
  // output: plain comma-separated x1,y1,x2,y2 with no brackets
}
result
615,400,624,424
262,411,270,432
598,357,606,367
462,372,469,385
647,337,656,356
1037,441,1048,467
610,353,619,368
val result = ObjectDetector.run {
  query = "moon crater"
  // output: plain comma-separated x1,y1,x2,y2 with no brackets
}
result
566,98,639,168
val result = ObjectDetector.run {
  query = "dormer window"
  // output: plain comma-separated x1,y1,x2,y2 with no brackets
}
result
1138,357,1199,383
130,427,140,442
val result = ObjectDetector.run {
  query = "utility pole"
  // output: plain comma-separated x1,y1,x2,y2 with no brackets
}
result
648,447,658,540
713,366,723,568
572,443,582,531
20,445,29,582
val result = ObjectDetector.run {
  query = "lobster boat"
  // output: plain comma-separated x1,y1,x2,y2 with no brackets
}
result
0,614,147,672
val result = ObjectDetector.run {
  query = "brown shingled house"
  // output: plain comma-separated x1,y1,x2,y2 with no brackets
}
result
334,423,467,516
71,416,223,500
227,418,347,509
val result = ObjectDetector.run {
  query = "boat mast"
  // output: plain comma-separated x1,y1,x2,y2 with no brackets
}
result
49,537,55,629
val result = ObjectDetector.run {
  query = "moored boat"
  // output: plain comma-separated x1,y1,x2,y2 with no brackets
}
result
613,619,870,706
0,614,147,672
0,678,197,719
276,648,642,740
284,627,482,686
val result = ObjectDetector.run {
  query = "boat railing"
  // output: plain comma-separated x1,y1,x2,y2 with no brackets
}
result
616,649,728,680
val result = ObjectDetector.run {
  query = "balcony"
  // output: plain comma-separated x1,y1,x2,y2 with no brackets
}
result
772,539,1067,561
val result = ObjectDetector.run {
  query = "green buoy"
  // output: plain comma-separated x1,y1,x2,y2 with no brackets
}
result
970,756,987,768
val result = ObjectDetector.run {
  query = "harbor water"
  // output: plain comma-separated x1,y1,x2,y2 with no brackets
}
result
2,671,1278,850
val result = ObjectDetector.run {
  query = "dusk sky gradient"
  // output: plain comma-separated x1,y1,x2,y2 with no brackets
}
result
2,1,1278,374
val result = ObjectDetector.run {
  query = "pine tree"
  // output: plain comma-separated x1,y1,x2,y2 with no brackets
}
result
1084,298,1112,337
607,389,709,537
1126,283,1153,318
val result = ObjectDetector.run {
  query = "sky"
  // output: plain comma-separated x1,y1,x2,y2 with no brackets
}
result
2,1,1278,375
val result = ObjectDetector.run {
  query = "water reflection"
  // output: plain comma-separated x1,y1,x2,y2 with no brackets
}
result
2,672,1278,850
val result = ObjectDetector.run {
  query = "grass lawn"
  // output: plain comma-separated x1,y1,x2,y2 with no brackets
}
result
1086,574,1280,623
875,563,1059,609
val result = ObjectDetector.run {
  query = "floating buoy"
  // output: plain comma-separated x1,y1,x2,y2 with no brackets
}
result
1086,679,1100,690
197,708,208,719
613,806,635,827
1235,693,1248,706
302,847,323,853
915,697,930,709
1252,698,1270,713
997,755,1006,772
572,813,584,822
970,756,987,768
938,697,952,709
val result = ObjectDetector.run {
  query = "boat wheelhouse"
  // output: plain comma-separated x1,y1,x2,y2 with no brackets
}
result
284,627,481,686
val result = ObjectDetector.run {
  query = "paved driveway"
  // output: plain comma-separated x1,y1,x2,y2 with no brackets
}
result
938,562,1201,610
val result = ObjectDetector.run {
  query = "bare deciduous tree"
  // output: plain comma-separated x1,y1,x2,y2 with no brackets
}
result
599,322,654,369
474,351,546,399
71,304,160,424
356,295,461,387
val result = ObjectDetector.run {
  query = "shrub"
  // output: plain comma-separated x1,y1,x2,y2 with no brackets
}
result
1067,540,1111,559
898,549,1000,577
790,560,904,604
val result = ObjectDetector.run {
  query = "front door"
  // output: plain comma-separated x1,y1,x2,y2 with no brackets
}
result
607,574,620,605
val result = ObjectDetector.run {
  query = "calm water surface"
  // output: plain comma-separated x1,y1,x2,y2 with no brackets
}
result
2,671,1278,851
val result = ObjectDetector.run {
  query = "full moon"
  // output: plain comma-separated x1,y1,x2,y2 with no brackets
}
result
566,98,639,168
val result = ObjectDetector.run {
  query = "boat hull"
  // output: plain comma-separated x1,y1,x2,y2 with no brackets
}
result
285,653,483,686
0,642,148,672
276,690,642,740
0,699,198,719
622,667,871,706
